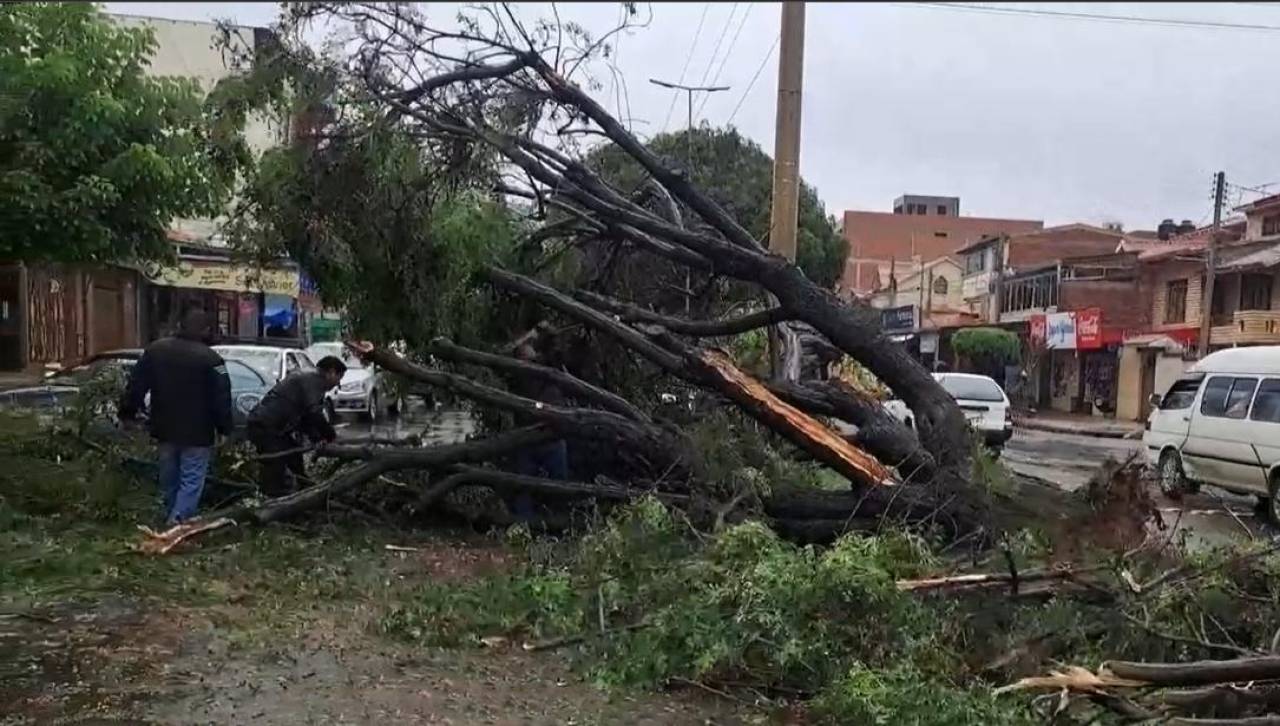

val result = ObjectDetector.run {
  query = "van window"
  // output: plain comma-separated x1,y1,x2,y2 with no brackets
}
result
1160,377,1202,410
1199,377,1233,417
1251,379,1280,423
1223,378,1258,419
1201,376,1258,419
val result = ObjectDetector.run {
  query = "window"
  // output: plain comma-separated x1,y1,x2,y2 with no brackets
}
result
1224,378,1258,419
936,205,948,215
285,354,300,376
1164,279,1187,324
914,204,926,215
1199,376,1232,416
1160,376,1203,410
1264,214,1280,237
965,252,987,275
933,231,948,238
937,375,1005,402
298,353,317,373
225,360,266,389
1201,376,1258,419
1240,273,1273,311
933,276,949,295
1251,378,1280,423
894,205,903,215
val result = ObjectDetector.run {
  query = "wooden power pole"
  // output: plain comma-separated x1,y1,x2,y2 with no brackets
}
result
768,2,806,262
1199,171,1226,358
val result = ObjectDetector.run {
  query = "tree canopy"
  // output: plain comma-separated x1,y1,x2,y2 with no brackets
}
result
0,3,238,264
585,126,848,289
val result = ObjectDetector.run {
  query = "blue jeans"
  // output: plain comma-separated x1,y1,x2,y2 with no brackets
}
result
157,444,212,525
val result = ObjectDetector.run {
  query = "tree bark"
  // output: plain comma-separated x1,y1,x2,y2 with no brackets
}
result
1105,657,1280,687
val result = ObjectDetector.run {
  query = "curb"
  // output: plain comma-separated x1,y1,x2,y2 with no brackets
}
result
1013,419,1143,440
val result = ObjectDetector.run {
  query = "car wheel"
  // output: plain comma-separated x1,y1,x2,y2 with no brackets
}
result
1157,449,1187,500
1266,473,1280,526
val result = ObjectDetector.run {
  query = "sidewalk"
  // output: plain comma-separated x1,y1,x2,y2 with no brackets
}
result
1011,410,1144,439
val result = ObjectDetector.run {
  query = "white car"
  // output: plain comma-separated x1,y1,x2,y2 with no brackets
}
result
213,344,317,387
882,372,1013,453
1144,346,1280,521
305,341,397,421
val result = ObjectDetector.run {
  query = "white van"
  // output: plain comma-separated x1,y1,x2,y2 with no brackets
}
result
1143,346,1280,520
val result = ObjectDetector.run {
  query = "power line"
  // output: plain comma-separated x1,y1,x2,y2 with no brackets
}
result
693,3,740,93
696,3,755,119
726,33,780,126
661,4,710,132
896,2,1280,32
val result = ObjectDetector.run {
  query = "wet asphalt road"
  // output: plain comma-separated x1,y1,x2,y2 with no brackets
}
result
335,403,1267,548
1005,427,1266,548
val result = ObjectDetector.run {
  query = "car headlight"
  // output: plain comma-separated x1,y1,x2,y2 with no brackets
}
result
235,393,262,414
340,380,363,393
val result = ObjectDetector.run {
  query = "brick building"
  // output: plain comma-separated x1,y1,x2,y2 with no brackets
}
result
838,195,1042,296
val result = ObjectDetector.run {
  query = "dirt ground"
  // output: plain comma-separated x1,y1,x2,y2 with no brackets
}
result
0,537,755,726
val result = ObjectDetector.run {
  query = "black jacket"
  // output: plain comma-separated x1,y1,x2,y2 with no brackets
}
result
247,370,336,442
120,335,234,447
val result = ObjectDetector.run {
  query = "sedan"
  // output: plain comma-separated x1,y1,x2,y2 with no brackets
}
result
880,373,1014,455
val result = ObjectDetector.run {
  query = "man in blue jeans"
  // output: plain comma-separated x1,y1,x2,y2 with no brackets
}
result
120,304,233,526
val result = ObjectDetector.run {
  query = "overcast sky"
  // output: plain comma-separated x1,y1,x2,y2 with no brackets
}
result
104,2,1280,230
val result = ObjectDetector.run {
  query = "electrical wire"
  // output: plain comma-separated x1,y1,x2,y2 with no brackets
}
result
661,3,710,132
693,3,739,91
725,33,779,126
695,3,754,118
895,2,1280,32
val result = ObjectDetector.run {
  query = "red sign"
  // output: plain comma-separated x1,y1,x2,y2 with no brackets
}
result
1076,307,1103,349
1029,314,1047,345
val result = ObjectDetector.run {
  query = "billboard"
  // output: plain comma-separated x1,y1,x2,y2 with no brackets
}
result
1044,311,1076,350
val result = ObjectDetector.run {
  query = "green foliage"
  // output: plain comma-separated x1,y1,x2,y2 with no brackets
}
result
951,327,1022,367
0,3,238,263
811,662,1032,725
585,126,848,290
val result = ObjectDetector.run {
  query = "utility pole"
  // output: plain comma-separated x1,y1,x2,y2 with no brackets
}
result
768,1,806,262
1199,171,1227,358
767,2,805,380
649,78,730,315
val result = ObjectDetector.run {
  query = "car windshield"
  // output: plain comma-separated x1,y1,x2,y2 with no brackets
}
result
937,375,1005,402
217,349,280,382
307,343,365,370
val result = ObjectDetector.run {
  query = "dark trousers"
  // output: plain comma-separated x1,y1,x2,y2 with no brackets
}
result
509,440,568,520
248,425,307,497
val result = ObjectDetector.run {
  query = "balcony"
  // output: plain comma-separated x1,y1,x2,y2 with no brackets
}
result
1210,309,1280,346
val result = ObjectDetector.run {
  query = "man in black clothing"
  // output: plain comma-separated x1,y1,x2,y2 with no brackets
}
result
120,305,233,525
247,356,346,496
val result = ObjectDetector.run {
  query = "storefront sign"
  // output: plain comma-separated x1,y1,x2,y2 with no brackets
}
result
919,331,939,354
1045,311,1076,350
881,304,917,332
147,261,299,297
1029,314,1047,345
1076,307,1103,350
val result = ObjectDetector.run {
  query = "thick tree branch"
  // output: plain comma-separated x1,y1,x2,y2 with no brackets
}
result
574,289,790,337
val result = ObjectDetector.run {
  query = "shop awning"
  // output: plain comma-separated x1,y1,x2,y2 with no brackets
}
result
146,260,299,297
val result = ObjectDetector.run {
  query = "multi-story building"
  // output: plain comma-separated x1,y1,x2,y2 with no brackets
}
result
839,195,1042,296
866,256,979,369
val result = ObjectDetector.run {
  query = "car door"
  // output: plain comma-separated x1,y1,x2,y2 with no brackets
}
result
1184,375,1267,494
1145,375,1201,458
1248,378,1280,486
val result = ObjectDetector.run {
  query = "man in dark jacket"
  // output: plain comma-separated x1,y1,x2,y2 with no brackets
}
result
247,356,346,496
120,304,233,526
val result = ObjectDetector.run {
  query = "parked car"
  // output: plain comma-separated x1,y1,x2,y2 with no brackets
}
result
305,341,400,421
881,372,1014,455
1143,346,1280,521
214,344,316,387
0,349,270,427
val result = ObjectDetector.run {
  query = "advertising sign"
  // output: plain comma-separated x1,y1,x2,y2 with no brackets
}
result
881,304,917,332
1029,314,1046,345
1045,311,1077,350
1075,307,1103,350
147,261,299,297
